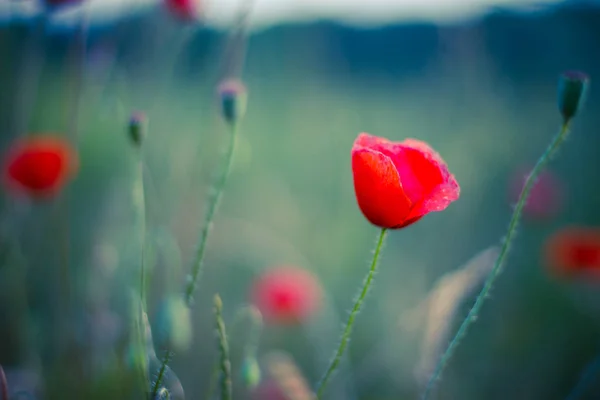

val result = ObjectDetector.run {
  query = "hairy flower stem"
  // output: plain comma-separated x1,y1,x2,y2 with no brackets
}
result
151,350,173,399
422,121,572,400
184,122,239,307
133,152,149,397
316,228,388,398
214,295,233,400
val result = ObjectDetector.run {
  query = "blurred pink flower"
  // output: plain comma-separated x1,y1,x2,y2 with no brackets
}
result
250,266,322,325
509,167,564,220
164,0,202,21
251,381,286,400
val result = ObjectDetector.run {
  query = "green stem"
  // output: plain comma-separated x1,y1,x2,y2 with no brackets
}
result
422,121,572,400
316,228,388,398
133,153,149,397
184,123,239,307
214,295,233,400
151,350,173,399
136,157,147,309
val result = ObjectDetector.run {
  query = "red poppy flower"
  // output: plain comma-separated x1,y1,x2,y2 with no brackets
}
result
250,267,321,325
545,227,600,278
509,168,563,220
164,0,202,21
2,136,78,199
351,133,459,229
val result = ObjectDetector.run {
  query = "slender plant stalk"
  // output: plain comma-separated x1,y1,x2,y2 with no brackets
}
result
204,305,260,400
133,153,149,397
316,228,388,398
214,294,233,400
565,353,600,400
0,364,8,400
422,121,572,399
184,123,239,306
135,156,147,308
151,350,173,399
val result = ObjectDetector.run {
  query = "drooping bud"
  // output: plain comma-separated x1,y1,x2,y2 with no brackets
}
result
154,296,192,352
128,111,148,147
240,356,261,389
217,79,248,125
558,71,589,122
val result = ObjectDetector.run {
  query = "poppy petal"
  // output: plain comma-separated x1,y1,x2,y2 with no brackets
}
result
405,179,460,221
351,146,412,228
390,139,448,204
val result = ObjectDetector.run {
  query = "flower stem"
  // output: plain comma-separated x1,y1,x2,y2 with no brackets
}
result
136,156,147,309
316,228,388,399
184,123,239,307
133,152,149,396
151,350,173,399
214,295,233,400
422,121,572,400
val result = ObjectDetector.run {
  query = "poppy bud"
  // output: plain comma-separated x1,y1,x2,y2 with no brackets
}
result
217,79,247,125
241,356,261,389
128,111,148,147
154,296,192,352
558,71,589,122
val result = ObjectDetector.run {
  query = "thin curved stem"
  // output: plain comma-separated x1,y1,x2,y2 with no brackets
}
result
316,228,387,399
151,350,173,399
184,123,239,307
137,157,147,309
133,152,149,396
422,121,572,400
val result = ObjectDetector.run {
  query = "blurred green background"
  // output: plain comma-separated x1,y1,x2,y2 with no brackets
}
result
1,2,600,399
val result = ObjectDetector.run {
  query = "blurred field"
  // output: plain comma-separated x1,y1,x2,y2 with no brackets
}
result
1,3,600,399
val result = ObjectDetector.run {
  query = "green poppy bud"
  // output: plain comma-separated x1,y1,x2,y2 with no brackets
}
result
558,71,589,122
218,79,247,124
128,111,148,147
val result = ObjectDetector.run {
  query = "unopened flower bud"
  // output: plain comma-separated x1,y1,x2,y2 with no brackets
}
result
128,111,148,147
241,356,261,388
217,79,247,124
558,71,589,122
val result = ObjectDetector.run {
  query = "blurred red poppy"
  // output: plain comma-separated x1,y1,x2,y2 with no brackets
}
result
545,227,600,277
351,133,459,229
509,168,563,220
250,267,321,325
2,136,78,199
164,0,201,21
